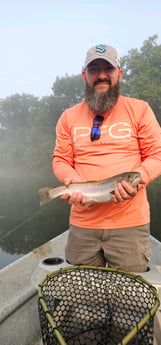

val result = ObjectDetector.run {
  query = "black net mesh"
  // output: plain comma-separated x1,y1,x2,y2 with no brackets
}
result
38,266,159,345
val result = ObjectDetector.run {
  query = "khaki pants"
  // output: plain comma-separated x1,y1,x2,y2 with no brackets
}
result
65,224,151,272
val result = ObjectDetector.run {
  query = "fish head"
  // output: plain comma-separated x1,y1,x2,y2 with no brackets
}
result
122,171,141,187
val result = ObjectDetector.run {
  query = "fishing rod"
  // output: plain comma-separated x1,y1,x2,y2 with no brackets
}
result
0,201,54,242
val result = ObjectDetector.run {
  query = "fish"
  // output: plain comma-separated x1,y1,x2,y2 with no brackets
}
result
39,171,141,206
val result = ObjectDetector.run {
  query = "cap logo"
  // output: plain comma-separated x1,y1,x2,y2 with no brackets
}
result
96,44,106,53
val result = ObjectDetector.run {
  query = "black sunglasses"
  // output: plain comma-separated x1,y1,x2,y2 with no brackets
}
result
91,115,104,141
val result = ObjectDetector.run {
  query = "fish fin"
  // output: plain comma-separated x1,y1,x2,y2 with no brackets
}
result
86,201,95,210
110,190,115,195
39,187,53,206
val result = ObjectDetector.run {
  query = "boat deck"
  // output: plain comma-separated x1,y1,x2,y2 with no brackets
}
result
0,231,161,345
154,310,161,345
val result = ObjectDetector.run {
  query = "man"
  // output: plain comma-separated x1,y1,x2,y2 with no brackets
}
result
52,44,161,272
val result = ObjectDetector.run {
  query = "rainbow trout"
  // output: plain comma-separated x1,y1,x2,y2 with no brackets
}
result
39,172,141,206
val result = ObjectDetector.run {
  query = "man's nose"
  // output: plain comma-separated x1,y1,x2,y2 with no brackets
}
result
97,68,108,78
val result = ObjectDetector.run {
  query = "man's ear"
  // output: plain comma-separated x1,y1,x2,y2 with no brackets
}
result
119,69,123,81
82,70,86,84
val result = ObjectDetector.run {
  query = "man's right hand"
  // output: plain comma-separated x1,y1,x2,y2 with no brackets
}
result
60,177,95,209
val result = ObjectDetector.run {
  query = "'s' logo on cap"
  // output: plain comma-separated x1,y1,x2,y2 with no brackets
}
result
96,44,106,53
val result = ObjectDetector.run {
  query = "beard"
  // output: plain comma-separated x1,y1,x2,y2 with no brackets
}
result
85,79,120,115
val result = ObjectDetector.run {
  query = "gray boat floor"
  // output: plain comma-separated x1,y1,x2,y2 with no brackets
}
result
1,231,161,345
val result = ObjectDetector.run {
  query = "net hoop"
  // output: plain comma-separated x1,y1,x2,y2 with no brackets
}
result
38,265,160,345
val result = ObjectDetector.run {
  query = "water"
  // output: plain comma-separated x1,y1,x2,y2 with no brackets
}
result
0,173,160,269
0,173,70,269
0,248,23,269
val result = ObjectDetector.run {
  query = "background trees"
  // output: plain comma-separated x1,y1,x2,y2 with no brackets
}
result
120,34,161,124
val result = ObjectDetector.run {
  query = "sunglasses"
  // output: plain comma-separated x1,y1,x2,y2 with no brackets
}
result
91,115,104,141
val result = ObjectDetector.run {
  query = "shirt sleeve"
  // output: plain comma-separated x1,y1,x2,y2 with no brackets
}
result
52,111,80,183
136,103,161,185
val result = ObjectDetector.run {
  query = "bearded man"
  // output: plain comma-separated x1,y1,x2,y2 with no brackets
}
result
52,44,161,272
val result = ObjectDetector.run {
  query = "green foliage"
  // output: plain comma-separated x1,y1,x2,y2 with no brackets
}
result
0,94,39,171
52,74,84,106
0,93,39,130
0,75,85,175
120,34,161,124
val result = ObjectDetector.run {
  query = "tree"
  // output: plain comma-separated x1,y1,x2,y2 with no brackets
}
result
120,35,161,124
0,93,39,130
0,94,39,170
51,74,84,105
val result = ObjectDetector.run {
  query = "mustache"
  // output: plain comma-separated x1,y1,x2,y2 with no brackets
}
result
93,78,111,86
85,80,120,115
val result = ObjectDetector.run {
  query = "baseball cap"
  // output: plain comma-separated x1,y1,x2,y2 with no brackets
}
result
83,44,120,69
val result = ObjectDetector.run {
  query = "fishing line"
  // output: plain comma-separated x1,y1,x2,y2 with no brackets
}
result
0,201,53,242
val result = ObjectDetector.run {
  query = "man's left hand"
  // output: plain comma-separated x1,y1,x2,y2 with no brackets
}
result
112,178,146,204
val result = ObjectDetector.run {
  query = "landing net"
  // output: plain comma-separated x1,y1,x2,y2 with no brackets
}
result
38,266,160,345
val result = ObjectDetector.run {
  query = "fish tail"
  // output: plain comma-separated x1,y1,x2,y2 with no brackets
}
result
39,187,54,206
39,186,66,206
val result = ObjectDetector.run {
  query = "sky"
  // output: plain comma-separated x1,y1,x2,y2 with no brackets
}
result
0,0,161,99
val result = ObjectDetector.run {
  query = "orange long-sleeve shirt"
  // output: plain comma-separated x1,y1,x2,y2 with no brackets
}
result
52,96,161,229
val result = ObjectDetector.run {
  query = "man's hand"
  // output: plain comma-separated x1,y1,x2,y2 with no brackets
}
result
60,177,95,209
112,177,146,204
60,176,86,205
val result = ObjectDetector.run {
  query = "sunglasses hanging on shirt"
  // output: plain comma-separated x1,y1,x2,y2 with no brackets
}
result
91,115,104,141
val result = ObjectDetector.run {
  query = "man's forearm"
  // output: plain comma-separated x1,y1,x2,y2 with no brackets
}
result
52,159,80,184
